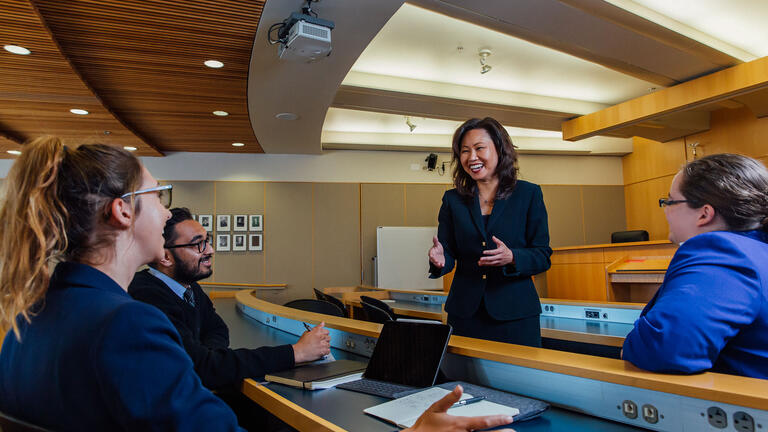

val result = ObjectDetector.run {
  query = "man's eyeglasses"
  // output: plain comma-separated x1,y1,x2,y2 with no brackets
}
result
121,184,173,209
658,197,689,208
165,236,211,254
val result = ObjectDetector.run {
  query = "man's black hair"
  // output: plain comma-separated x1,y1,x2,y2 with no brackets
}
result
163,207,194,245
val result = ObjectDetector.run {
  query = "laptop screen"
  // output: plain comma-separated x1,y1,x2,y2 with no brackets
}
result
363,321,452,388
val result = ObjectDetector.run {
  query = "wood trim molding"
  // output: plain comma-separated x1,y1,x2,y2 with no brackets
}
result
562,56,768,141
241,380,348,432
553,240,672,251
199,282,287,288
237,290,768,410
540,298,645,309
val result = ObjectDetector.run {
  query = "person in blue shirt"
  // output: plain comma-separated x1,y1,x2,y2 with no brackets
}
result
622,153,768,379
0,136,515,432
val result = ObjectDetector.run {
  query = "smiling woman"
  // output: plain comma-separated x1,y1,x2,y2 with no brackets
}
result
428,118,552,347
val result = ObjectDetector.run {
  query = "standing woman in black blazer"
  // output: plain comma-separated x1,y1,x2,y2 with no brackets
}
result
429,117,552,347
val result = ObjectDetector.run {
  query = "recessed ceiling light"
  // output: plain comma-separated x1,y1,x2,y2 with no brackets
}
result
232,142,245,147
4,45,31,55
69,108,89,115
213,110,229,116
204,60,224,68
123,146,137,151
275,112,299,121
7,150,21,155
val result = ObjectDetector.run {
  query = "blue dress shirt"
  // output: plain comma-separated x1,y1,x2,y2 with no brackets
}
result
148,266,187,300
623,230,768,379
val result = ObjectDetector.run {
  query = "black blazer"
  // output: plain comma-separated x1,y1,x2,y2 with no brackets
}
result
430,181,552,321
129,270,294,391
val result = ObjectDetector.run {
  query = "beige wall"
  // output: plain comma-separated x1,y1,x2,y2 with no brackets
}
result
170,179,624,302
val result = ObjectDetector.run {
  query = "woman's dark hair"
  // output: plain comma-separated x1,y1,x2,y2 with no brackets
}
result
0,136,143,338
451,117,518,199
679,153,768,232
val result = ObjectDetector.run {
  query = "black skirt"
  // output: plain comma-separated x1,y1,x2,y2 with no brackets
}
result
447,298,541,347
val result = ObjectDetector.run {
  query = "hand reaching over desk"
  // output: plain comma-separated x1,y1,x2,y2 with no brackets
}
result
403,385,514,432
428,236,445,269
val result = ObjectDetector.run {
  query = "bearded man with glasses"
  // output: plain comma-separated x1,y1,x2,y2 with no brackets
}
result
128,207,330,431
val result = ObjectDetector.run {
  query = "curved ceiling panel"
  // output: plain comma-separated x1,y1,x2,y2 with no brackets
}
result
33,0,265,154
0,0,157,157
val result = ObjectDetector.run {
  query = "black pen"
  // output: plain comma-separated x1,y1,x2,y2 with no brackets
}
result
451,396,486,408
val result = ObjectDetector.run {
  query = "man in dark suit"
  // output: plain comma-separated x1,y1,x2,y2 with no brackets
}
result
129,207,330,430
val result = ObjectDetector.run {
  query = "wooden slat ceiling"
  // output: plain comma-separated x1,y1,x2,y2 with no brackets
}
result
0,0,159,158
31,0,264,154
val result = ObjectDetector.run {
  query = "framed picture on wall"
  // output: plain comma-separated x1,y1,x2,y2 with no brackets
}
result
234,215,248,232
216,234,230,252
199,215,213,231
232,234,246,251
216,214,230,231
249,234,263,251
249,214,263,232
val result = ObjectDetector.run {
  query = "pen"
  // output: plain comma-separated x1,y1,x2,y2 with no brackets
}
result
451,396,486,408
302,322,329,360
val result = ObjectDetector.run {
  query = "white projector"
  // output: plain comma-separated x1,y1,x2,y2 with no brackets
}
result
278,20,332,62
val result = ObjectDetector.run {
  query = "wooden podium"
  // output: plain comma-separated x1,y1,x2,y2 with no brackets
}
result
605,256,671,302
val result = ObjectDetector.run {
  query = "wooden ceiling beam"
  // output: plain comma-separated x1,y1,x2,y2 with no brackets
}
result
333,85,577,132
562,56,768,142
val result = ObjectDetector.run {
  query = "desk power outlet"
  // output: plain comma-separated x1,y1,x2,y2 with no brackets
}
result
707,406,727,429
622,400,638,419
585,309,601,319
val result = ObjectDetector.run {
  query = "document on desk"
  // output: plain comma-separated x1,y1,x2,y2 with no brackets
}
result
364,387,519,428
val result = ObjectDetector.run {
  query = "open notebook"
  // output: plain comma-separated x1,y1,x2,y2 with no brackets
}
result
364,387,519,429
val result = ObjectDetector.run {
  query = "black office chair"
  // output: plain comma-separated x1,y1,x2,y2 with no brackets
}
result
283,299,344,317
611,230,649,243
360,296,397,321
313,288,348,317
361,302,394,324
313,288,326,301
0,410,52,432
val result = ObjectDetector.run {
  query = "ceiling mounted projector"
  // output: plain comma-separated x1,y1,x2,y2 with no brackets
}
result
269,1,335,63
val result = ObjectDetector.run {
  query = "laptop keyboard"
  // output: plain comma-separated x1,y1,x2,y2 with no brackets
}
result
336,378,418,399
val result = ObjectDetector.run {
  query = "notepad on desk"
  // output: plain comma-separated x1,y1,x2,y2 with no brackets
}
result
364,387,519,429
265,359,367,390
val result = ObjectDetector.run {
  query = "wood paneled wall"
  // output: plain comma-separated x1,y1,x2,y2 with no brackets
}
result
169,180,625,302
623,107,768,240
622,137,686,240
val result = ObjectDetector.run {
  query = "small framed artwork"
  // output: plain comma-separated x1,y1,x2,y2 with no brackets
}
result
249,234,263,251
232,234,247,251
199,215,213,231
234,214,248,232
216,234,230,251
249,214,263,232
216,214,230,231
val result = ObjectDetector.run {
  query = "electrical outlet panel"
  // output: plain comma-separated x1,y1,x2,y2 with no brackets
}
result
707,407,727,429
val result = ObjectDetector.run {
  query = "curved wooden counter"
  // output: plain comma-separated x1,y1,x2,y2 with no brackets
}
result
236,290,768,412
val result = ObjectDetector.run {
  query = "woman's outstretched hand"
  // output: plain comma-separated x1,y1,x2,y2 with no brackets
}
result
428,236,445,269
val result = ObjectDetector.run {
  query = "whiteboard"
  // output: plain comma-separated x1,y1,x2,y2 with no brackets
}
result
375,226,442,290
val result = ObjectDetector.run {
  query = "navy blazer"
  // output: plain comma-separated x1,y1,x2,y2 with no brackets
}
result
0,262,241,431
430,181,552,321
623,230,768,379
129,270,295,391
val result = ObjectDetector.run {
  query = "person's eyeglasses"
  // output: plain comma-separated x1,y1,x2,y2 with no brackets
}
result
121,184,173,208
658,197,689,208
165,236,211,254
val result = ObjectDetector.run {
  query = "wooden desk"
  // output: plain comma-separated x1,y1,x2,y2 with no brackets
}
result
228,293,768,431
547,240,677,302
216,297,644,431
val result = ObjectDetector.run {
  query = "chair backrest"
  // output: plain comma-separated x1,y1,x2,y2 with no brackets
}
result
0,411,52,432
360,296,396,320
313,288,326,301
361,302,394,324
611,230,649,243
321,293,347,316
283,299,344,317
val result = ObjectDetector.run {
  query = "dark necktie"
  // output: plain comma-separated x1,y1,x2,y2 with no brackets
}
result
183,287,195,307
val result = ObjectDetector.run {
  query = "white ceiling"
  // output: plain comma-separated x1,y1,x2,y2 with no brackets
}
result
607,0,768,60
248,0,767,155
